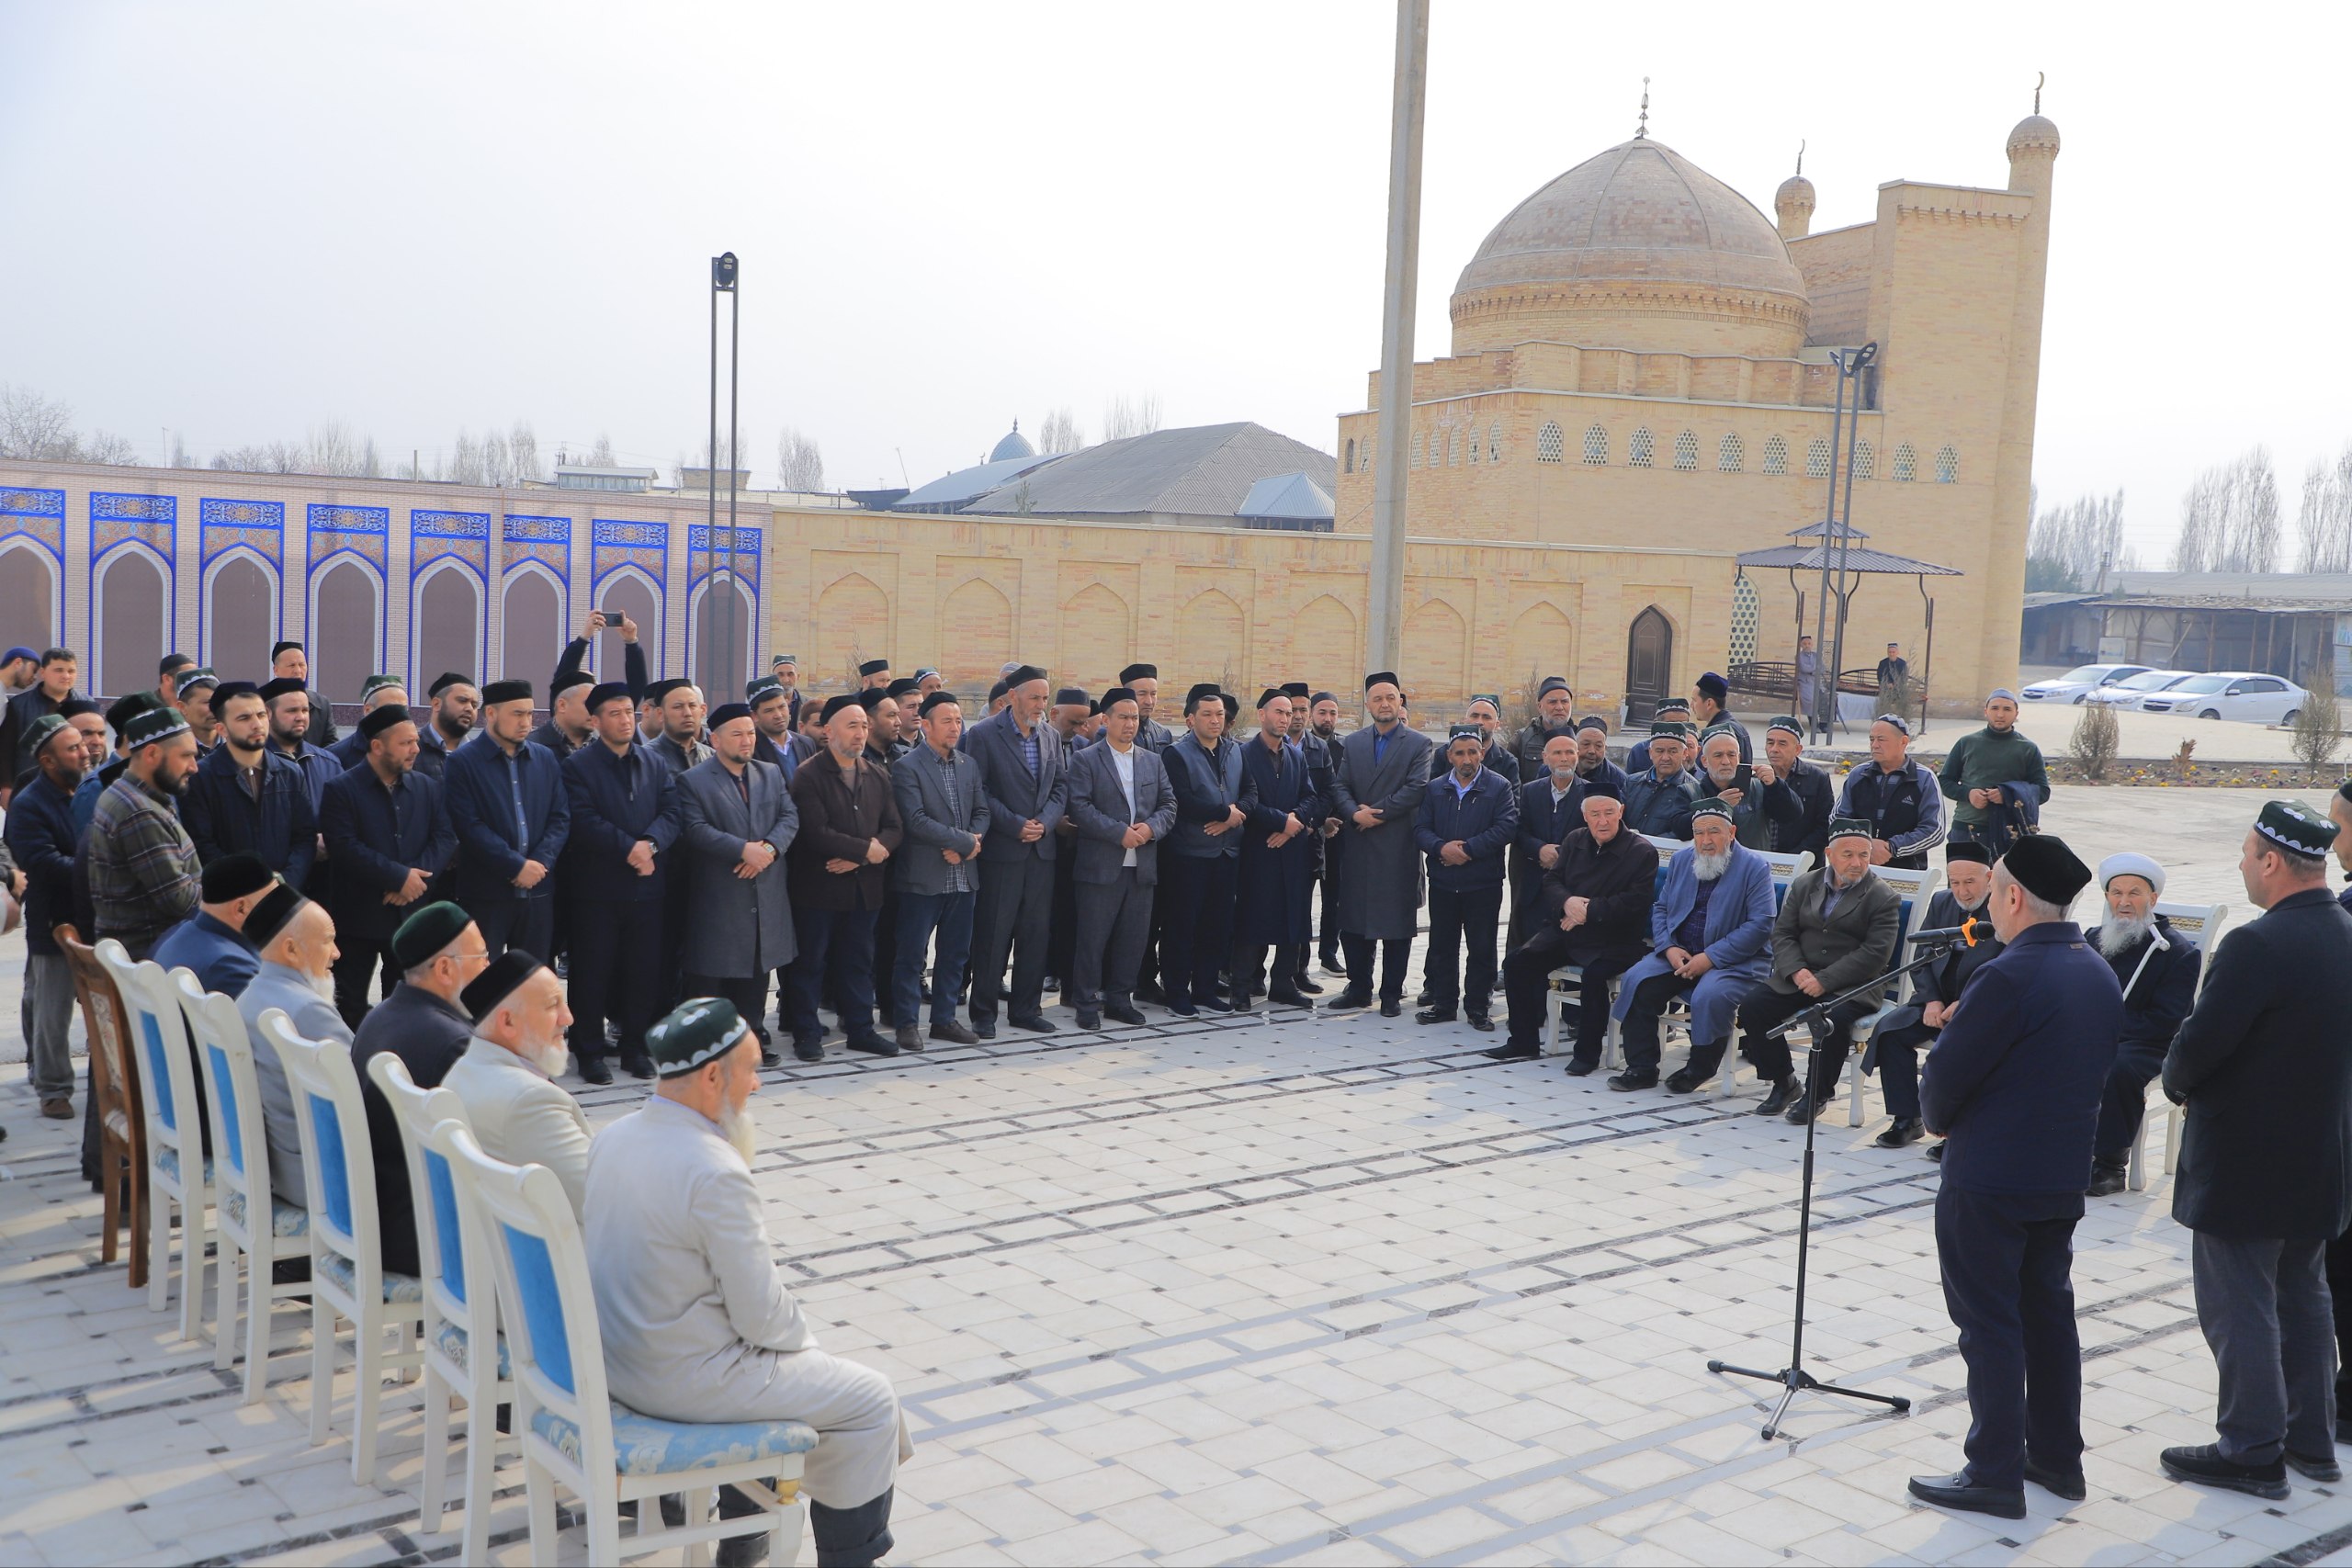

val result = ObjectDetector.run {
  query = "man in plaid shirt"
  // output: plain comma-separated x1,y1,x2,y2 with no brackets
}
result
85,706,204,961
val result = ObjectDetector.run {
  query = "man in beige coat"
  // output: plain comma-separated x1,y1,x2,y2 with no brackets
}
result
441,951,590,1216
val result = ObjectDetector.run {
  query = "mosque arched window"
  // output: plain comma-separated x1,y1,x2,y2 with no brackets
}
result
1447,428,1462,467
1628,428,1656,468
1466,427,1478,465
1718,433,1744,473
1536,422,1565,463
1672,431,1699,471
1892,443,1917,482
1762,435,1788,475
1581,425,1608,466
1362,434,1374,469
1935,445,1959,484
1805,437,1832,479
1410,432,1423,469
1852,439,1875,479
1344,438,1355,474
1429,429,1443,468
1487,423,1501,463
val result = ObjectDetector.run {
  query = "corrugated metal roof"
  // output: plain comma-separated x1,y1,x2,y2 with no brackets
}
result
891,451,1063,510
1236,470,1334,522
958,422,1336,520
1738,543,1962,576
2103,570,2352,604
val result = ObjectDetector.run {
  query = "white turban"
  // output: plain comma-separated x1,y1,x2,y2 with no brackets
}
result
2097,851,2166,899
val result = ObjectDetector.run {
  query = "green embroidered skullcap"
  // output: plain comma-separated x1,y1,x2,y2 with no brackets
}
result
360,673,404,697
1690,798,1735,824
2256,799,2337,861
390,901,474,971
647,997,751,1077
124,706,190,750
1826,817,1873,843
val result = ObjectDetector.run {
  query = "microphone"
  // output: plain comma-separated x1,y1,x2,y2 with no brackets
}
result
1910,917,1982,948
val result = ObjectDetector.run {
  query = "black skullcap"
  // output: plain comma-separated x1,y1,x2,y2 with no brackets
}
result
390,901,473,970
584,681,633,715
105,691,159,737
1054,687,1089,707
428,671,474,697
1579,775,1623,801
919,690,962,716
2256,799,2338,860
1576,715,1609,733
243,883,310,946
358,703,413,740
646,677,688,704
820,692,861,724
647,997,749,1077
160,652,196,676
1005,664,1047,690
1695,671,1728,702
460,949,545,1023
1945,841,1994,865
256,676,306,704
854,687,888,713
1099,687,1136,709
857,658,890,677
888,677,922,700
481,679,532,706
707,702,753,732
209,680,261,709
1282,682,1310,700
2000,834,2093,907
1310,690,1338,707
1363,671,1400,692
1689,798,1735,824
2338,777,2352,806
1119,663,1158,683
1183,682,1222,713
1257,688,1287,710
1220,693,1239,723
1536,675,1571,697
986,679,1009,704
550,670,594,697
55,697,102,720
270,640,303,659
200,852,274,904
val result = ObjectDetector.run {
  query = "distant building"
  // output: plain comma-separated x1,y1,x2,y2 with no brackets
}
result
2088,572,2352,694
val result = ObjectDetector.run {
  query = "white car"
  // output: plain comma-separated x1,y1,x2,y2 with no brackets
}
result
2083,669,2197,708
2019,663,2152,704
2133,671,2312,724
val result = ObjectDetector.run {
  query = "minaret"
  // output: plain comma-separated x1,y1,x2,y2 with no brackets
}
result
1980,87,2062,691
1774,143,1815,240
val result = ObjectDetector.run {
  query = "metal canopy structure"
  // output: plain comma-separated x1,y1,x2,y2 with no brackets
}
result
1739,520,1963,733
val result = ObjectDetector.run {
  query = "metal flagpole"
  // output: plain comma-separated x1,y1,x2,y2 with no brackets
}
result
1366,0,1429,681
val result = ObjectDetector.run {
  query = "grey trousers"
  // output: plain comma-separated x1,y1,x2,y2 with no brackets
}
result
1071,871,1153,1003
2193,1230,2336,1464
23,953,76,1100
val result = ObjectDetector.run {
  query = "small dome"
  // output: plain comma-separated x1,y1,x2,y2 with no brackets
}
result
1774,173,1815,210
2006,114,2061,158
989,422,1035,462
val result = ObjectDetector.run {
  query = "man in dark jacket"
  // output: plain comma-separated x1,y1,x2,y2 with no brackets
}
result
548,609,648,719
1159,682,1246,1017
961,666,1067,1036
890,692,989,1046
443,680,570,962
1,646,82,797
1493,790,1654,1066
1464,694,1521,787
266,641,339,749
1621,721,1698,841
1064,688,1174,1030
1758,716,1833,859
558,682,680,1083
530,671,597,761
2082,852,2202,1196
1508,733,1600,960
1412,728,1519,1032
5,714,88,1117
677,704,800,1062
1861,842,2001,1149
1908,834,2117,1522
180,682,318,887
2157,801,2352,1501
319,705,458,1025
1836,715,1946,868
785,694,901,1058
1232,691,1321,1013
328,676,409,772
1509,676,1576,784
413,671,479,781
1572,716,1629,799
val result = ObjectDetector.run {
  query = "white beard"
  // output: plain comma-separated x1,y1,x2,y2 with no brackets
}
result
1692,849,1731,882
2098,913,2154,957
718,1100,759,1163
305,969,337,1003
527,1039,570,1079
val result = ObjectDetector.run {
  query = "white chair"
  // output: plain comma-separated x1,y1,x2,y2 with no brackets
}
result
1833,862,1943,1125
97,942,213,1343
180,972,311,1401
2132,899,2231,1190
262,1010,425,1485
446,1124,814,1566
371,1058,512,1562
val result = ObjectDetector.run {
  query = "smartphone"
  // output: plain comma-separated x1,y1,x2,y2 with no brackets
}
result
602,605,628,622
1732,763,1753,792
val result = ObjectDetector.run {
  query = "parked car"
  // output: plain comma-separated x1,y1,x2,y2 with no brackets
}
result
2019,663,2153,704
2135,671,2310,724
2083,669,2197,708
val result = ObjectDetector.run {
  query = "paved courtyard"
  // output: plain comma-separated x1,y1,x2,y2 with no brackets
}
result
4,785,2350,1566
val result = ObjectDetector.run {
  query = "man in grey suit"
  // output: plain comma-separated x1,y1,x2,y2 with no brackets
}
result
1066,687,1177,1030
672,703,799,1064
233,883,350,1212
1327,671,1436,1017
889,691,990,1051
960,664,1068,1039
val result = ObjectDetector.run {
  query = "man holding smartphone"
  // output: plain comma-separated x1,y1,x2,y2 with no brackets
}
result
1697,728,1771,850
553,609,649,710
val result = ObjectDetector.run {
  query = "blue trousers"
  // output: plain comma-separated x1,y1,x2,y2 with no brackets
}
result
1935,1183,2086,1490
893,891,975,1028
787,905,880,1046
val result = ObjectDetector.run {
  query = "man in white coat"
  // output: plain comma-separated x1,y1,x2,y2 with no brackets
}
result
584,998,909,1567
441,949,591,1216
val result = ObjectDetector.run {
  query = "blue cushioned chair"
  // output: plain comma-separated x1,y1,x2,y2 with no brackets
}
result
262,1010,424,1485
98,941,213,1344
445,1125,814,1565
181,971,311,1401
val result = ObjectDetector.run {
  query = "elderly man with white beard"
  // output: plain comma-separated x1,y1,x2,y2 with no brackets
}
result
586,998,910,1567
235,884,348,1212
1609,800,1776,1092
442,944,591,1214
2085,852,2203,1197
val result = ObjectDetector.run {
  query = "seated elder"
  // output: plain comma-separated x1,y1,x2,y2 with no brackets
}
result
443,943,590,1216
2084,852,2201,1196
1734,818,1903,1122
1608,800,1775,1092
1862,842,2002,1150
585,998,910,1568
234,883,348,1211
1491,791,1656,1069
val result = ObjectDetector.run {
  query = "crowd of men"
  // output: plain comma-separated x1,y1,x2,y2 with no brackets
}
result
10,627,2352,1545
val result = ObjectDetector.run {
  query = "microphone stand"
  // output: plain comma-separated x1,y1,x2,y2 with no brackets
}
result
1706,933,1972,1438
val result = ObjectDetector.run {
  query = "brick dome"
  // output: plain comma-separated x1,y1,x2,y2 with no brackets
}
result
1450,138,1811,359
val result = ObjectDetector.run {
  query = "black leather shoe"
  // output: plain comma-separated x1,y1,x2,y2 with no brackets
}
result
2024,1456,2088,1501
1415,1007,1457,1025
1927,1140,1945,1162
1103,999,1147,1026
622,1051,656,1080
1906,1473,2026,1519
1415,988,1431,1007
1664,1066,1706,1093
895,1025,924,1054
1465,1013,1496,1032
1135,980,1167,1005
759,1049,782,1069
1268,987,1311,1009
1075,1009,1102,1030
1199,995,1235,1013
792,1039,825,1063
1607,1070,1658,1092
1379,998,1402,1018
580,1055,615,1086
2288,1449,2343,1483
1754,1076,1799,1116
1876,1117,1925,1148
1167,998,1199,1018
1292,974,1325,996
1325,990,1373,1012
1483,1043,1539,1061
930,1019,980,1045
716,1525,771,1568
1008,1013,1057,1033
2086,1161,2129,1197
1784,1092,1831,1125
1561,1058,1598,1077
2161,1443,2290,1498
845,1034,899,1056
971,1019,998,1041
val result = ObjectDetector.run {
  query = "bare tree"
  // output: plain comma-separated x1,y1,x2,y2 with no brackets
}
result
2296,442,2352,573
481,429,514,487
448,430,486,486
775,426,825,491
80,430,139,465
585,434,616,468
2027,488,2130,592
509,421,542,483
1101,392,1163,442
2171,447,2281,572
168,433,192,468
0,384,79,459
1037,407,1085,454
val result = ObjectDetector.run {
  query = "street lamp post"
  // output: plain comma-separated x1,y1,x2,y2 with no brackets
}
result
1366,0,1430,681
1809,341,1877,741
710,252,741,703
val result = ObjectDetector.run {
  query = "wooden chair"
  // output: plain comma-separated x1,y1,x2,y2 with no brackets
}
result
2132,899,2231,1190
58,926,148,1290
447,1124,813,1566
98,941,214,1341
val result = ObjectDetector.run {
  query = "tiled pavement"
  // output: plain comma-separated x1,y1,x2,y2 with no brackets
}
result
5,784,2352,1566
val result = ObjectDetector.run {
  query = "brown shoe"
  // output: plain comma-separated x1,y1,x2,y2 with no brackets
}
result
928,1020,980,1045
895,1025,925,1054
40,1099,73,1121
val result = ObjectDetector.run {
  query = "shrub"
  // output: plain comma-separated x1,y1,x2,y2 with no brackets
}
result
2290,673,2344,782
2068,701,2120,783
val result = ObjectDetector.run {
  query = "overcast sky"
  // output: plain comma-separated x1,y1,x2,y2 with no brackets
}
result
5,2,2346,562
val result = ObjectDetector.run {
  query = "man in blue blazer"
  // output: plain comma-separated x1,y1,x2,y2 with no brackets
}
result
1413,728,1519,1031
443,679,571,963
960,665,1068,1037
152,852,276,1002
1610,802,1774,1091
558,682,681,1082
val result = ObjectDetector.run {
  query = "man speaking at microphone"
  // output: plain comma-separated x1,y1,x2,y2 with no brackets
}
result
1909,836,2121,1519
